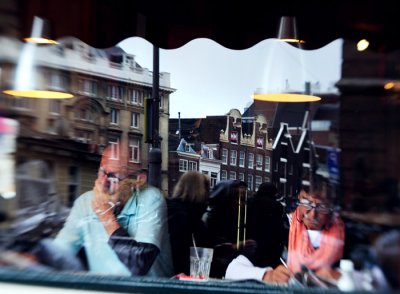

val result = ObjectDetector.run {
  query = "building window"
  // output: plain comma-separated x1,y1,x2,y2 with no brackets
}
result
288,164,293,175
255,176,262,191
50,73,67,91
265,156,271,172
79,79,97,96
239,173,244,182
128,89,144,105
11,97,31,110
229,171,236,180
159,94,164,110
75,129,92,143
49,100,61,114
110,108,120,125
208,148,214,159
179,159,188,172
256,154,263,170
131,112,139,128
185,143,194,153
75,108,93,121
221,170,227,181
247,174,253,191
129,138,140,163
264,177,270,183
107,85,123,101
188,161,198,171
248,153,254,169
239,151,245,167
222,148,228,165
108,138,119,160
210,172,218,188
230,150,237,166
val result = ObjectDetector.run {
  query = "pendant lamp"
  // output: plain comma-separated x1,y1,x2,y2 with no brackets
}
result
253,16,321,103
3,16,73,99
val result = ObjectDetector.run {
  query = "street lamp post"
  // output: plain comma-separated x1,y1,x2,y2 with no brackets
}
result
146,45,161,189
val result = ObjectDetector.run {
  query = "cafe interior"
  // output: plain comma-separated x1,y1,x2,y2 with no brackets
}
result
1,0,400,293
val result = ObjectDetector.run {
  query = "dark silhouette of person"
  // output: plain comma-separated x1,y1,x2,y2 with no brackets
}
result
246,182,285,268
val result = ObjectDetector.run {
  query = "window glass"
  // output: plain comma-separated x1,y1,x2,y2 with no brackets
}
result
1,9,398,292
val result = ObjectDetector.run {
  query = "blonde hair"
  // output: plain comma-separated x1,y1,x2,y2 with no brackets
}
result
172,171,210,203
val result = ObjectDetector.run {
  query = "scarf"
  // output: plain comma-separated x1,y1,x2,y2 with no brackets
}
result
287,208,345,273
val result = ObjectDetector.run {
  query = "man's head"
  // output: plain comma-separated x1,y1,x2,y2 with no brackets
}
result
97,143,137,204
297,176,333,230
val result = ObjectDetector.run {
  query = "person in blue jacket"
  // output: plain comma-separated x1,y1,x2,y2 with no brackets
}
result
53,144,173,277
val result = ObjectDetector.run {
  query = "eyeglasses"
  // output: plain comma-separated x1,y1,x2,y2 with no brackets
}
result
298,198,332,214
99,167,127,182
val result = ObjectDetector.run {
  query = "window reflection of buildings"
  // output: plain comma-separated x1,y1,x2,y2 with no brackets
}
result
0,37,174,203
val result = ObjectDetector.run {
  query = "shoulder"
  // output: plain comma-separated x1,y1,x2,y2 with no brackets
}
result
138,186,165,205
72,190,94,206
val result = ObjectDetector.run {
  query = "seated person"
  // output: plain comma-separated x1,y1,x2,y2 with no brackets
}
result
52,144,173,277
167,171,212,275
226,175,345,284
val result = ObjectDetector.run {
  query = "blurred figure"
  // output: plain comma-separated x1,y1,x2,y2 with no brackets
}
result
53,144,173,277
374,230,400,289
288,176,345,275
226,175,345,284
167,171,211,275
247,182,285,268
203,180,253,278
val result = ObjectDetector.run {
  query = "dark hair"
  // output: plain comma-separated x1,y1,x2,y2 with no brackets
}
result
299,174,334,204
255,182,278,199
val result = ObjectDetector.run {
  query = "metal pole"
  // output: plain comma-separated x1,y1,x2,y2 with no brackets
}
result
148,46,161,189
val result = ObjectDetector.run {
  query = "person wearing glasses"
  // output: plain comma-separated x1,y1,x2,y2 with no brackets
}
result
52,144,173,277
225,175,345,284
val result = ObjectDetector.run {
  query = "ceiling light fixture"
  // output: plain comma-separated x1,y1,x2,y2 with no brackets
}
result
3,16,73,99
253,16,321,103
24,16,59,45
277,16,305,44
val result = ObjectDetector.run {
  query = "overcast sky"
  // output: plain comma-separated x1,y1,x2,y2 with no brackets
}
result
119,37,342,119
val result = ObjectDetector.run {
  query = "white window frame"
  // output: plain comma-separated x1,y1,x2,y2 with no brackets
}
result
222,148,228,165
230,150,237,166
210,172,218,188
239,173,244,182
247,174,253,191
128,138,140,163
256,154,263,170
239,151,245,167
110,108,120,125
179,159,188,172
188,161,198,171
265,156,271,172
229,171,236,180
131,112,139,128
248,153,254,169
108,85,123,101
109,138,119,160
255,176,262,191
221,170,227,181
